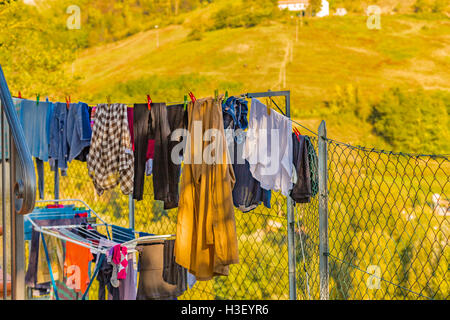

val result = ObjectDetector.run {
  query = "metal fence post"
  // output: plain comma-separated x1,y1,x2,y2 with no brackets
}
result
318,120,329,300
128,194,135,230
285,92,296,300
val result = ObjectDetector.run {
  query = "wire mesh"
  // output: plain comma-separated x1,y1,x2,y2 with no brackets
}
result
326,139,449,300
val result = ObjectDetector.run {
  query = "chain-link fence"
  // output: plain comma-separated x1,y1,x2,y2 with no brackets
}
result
325,138,449,300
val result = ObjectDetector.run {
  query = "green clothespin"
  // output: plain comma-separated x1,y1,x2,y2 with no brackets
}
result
222,90,228,108
36,94,40,106
214,89,219,101
183,95,188,110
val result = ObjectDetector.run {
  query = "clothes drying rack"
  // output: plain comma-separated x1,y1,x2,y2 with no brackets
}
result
25,199,175,300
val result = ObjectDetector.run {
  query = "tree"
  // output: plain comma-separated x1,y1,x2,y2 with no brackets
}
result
309,0,322,16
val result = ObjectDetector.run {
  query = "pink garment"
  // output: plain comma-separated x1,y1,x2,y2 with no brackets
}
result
112,245,128,280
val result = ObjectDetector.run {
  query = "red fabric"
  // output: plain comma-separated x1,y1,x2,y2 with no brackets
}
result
74,212,88,218
146,139,155,160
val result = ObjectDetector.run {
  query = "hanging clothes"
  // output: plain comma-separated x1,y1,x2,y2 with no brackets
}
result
25,217,87,289
97,253,120,300
243,98,293,197
127,106,155,158
162,239,187,291
153,103,187,210
37,234,64,285
66,102,92,163
18,98,53,195
19,98,53,162
305,136,319,198
175,97,239,281
64,241,94,293
49,102,69,174
223,96,271,212
290,133,312,204
87,103,134,196
119,254,137,300
132,104,154,201
133,102,186,208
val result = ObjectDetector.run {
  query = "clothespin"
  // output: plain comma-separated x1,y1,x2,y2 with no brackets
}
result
146,94,152,111
36,94,40,107
65,96,71,110
293,127,301,142
106,95,111,108
266,98,271,116
18,91,22,99
223,90,229,107
183,95,188,110
188,92,196,103
214,89,219,101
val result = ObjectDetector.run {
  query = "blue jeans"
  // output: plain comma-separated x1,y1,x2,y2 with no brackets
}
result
49,102,69,170
66,102,92,162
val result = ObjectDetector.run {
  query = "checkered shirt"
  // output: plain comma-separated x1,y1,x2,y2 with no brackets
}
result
87,103,134,195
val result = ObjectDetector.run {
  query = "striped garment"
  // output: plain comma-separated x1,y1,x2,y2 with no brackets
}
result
87,103,134,196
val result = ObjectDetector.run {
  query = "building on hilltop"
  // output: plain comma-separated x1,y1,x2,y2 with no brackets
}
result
278,0,309,12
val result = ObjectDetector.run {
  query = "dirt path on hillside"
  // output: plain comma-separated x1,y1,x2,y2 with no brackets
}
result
277,40,293,90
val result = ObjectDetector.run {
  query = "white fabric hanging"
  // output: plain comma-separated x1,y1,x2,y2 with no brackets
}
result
243,98,293,196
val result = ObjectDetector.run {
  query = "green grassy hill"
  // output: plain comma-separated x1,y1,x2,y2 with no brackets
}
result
67,11,450,148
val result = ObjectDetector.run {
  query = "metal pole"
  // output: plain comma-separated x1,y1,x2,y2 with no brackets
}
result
318,120,329,300
54,160,59,201
9,132,15,299
285,92,296,300
1,104,7,300
10,138,25,300
128,194,135,230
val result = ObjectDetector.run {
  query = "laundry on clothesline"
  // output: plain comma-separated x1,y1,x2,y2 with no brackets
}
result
18,90,319,300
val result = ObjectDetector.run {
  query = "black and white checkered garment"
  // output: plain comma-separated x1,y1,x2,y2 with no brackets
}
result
87,103,134,195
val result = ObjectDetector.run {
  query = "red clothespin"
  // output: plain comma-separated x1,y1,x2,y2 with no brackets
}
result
65,96,71,110
18,91,22,99
188,92,196,103
147,94,152,110
293,127,301,142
